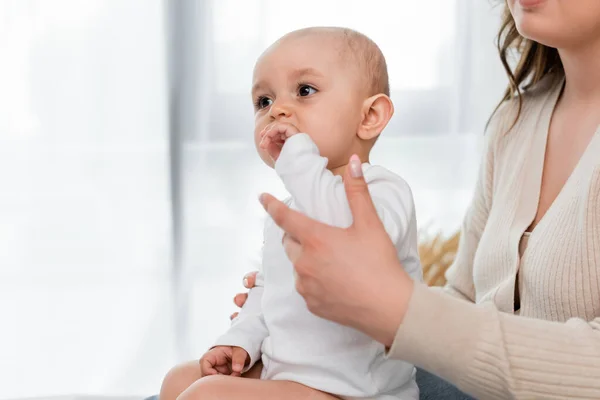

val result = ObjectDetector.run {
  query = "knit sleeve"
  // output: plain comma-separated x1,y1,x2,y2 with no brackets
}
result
388,284,600,399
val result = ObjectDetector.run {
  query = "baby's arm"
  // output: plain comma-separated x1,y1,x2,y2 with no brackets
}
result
275,133,421,277
275,133,413,233
212,272,267,373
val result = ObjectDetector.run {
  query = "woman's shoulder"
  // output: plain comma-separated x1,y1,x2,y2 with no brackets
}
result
486,72,564,146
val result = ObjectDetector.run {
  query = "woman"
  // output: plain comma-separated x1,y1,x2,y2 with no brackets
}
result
241,1,600,398
161,0,600,398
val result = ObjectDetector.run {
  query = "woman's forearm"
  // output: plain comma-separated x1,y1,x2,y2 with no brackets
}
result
351,268,415,347
388,284,600,400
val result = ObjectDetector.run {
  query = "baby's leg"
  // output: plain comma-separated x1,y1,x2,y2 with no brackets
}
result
178,375,340,400
159,360,263,400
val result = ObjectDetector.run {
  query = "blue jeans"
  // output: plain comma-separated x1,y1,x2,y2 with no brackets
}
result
146,367,475,400
416,368,475,400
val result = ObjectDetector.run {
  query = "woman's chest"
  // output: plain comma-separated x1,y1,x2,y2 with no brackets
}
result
530,113,600,231
517,223,600,321
472,137,600,318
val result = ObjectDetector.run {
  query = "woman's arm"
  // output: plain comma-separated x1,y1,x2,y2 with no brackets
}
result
391,284,600,400
259,155,600,400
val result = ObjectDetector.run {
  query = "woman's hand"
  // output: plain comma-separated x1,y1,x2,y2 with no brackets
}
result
259,155,415,347
230,272,258,320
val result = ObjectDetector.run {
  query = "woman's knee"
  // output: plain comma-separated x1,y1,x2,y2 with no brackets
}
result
160,361,203,400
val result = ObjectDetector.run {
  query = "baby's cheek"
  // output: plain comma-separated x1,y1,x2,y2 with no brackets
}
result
253,134,273,168
319,128,353,161
311,136,339,167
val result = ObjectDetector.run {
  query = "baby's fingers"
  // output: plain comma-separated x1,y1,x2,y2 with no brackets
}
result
260,123,274,138
200,356,218,376
259,134,272,149
263,124,288,140
214,364,231,375
231,347,249,376
266,141,282,160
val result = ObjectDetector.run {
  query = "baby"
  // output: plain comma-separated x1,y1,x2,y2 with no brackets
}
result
161,27,423,400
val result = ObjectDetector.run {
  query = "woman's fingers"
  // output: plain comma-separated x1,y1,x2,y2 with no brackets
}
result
259,193,319,244
234,293,248,308
282,233,303,264
343,154,382,230
230,312,239,320
231,272,257,318
243,271,258,288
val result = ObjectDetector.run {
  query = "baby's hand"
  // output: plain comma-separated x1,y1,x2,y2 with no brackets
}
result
199,346,249,377
259,122,300,161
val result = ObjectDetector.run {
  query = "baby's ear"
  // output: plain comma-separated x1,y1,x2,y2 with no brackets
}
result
357,94,394,141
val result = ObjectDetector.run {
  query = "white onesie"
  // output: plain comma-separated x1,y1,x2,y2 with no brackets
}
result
214,133,423,399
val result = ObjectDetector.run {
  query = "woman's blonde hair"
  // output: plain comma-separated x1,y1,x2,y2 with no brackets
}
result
492,2,564,126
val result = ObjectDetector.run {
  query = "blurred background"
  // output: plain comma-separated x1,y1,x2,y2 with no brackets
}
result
0,0,506,398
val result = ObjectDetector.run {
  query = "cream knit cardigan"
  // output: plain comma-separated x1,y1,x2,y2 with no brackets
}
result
389,73,600,399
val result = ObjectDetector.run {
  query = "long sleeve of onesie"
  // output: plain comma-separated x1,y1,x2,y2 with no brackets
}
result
275,133,422,280
212,272,267,372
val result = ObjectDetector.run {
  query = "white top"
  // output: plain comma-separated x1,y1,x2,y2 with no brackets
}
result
215,133,423,399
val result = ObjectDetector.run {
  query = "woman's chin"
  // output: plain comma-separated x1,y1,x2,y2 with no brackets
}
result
515,19,568,49
513,5,600,50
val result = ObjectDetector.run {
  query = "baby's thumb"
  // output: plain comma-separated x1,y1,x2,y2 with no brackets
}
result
231,347,248,374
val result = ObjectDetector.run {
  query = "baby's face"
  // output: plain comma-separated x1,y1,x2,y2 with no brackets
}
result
252,34,365,169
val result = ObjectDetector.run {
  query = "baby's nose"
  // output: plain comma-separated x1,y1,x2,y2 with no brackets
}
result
270,101,292,119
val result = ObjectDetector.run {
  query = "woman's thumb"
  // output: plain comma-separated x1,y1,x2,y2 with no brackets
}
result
344,154,379,228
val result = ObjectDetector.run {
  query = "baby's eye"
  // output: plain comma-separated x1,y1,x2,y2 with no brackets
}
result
298,85,317,97
256,96,273,110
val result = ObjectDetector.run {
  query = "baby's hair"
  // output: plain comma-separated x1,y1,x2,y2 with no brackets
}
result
279,27,390,98
339,28,390,97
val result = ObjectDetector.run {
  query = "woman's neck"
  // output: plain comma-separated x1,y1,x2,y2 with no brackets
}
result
559,36,600,103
